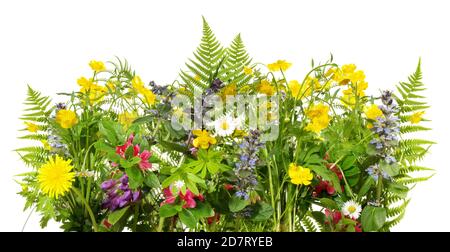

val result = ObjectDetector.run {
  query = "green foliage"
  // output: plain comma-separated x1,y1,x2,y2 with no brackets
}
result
381,59,435,231
16,86,53,169
361,206,386,231
179,18,253,97
219,34,253,88
180,17,225,93
21,85,53,124
229,196,249,212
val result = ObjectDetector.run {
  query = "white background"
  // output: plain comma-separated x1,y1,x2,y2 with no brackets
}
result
1,0,449,231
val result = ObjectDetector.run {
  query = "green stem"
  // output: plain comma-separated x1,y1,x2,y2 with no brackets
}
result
72,188,98,232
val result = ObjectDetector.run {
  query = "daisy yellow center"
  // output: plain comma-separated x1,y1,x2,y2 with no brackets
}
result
221,121,229,130
348,205,356,213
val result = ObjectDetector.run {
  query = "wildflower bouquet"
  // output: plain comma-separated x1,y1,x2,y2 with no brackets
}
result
16,18,434,232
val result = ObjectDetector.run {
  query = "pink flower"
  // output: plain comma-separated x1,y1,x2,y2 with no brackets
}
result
180,190,196,208
116,134,134,158
115,134,152,171
161,188,176,205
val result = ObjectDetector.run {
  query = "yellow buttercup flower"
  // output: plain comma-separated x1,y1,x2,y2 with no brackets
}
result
77,77,94,90
364,104,383,120
288,163,313,186
25,122,39,133
257,80,276,96
118,111,138,129
77,77,107,104
267,60,292,72
131,76,157,105
410,111,425,124
350,70,366,84
221,83,237,100
38,156,75,199
55,109,78,129
192,129,217,149
243,66,253,75
342,64,357,74
194,75,201,81
305,103,330,134
141,88,156,105
288,80,302,99
89,60,106,72
132,76,146,92
333,64,367,87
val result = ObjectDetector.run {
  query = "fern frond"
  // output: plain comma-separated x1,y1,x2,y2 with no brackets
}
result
16,146,48,169
220,34,253,88
21,85,52,124
399,125,431,134
301,215,320,232
399,165,434,174
180,17,225,94
397,175,434,185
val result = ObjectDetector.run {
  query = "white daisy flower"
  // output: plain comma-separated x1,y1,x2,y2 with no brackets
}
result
342,200,362,219
213,115,236,137
174,180,185,190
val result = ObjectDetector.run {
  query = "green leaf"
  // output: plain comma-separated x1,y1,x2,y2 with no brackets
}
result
251,202,273,222
132,115,153,125
144,172,160,188
361,206,387,232
191,202,214,219
159,204,179,218
98,120,120,145
108,206,130,225
319,198,339,210
229,196,249,212
179,209,198,229
311,211,326,225
380,161,400,177
341,156,356,170
159,140,188,153
126,166,144,189
161,174,180,188
358,177,374,198
309,165,342,193
387,182,409,198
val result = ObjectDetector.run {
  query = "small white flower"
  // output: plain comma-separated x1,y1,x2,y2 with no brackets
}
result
174,180,185,190
213,115,236,137
342,200,362,219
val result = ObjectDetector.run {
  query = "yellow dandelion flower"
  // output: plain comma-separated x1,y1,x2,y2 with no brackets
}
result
194,75,201,81
55,109,78,129
267,60,292,72
192,129,216,149
25,122,39,133
38,156,75,199
410,111,425,124
89,60,106,72
288,163,313,186
364,104,384,120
